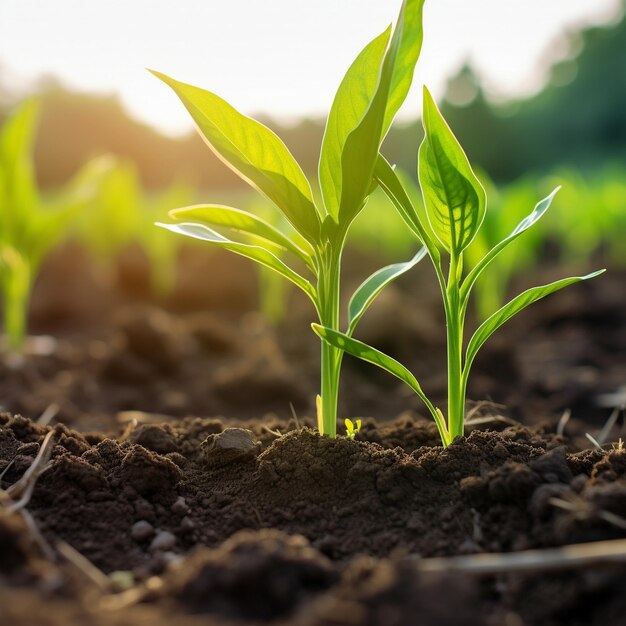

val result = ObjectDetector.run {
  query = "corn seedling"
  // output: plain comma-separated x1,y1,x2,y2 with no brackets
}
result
153,0,427,437
314,88,604,447
140,180,194,298
0,100,106,353
74,159,142,262
74,159,191,298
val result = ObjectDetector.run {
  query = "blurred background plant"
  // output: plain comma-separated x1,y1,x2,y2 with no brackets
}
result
0,100,110,354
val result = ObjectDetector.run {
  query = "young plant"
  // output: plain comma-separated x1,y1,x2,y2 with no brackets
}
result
74,159,192,298
344,418,362,440
314,87,604,447
0,100,106,353
153,0,427,437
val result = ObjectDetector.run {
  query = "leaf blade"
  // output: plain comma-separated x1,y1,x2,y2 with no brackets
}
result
319,27,391,219
418,87,486,255
312,324,425,396
319,0,426,225
150,70,320,243
311,324,449,443
465,270,605,371
338,0,426,226
157,221,317,303
169,204,315,270
347,247,427,335
383,0,427,131
461,187,560,303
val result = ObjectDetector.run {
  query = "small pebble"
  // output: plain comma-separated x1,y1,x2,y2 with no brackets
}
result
131,520,154,542
171,496,189,515
150,530,177,552
201,428,260,467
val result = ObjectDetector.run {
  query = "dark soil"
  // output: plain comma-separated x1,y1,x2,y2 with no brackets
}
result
1,243,625,625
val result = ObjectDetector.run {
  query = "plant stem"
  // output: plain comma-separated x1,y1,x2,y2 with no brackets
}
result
317,246,343,437
446,254,465,441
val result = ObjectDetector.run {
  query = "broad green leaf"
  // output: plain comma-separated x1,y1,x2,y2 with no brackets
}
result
157,221,317,303
418,87,486,256
319,28,390,219
319,0,426,224
338,0,426,226
169,204,316,272
311,324,448,443
374,155,440,262
461,187,560,304
465,270,605,371
150,71,320,244
347,247,427,335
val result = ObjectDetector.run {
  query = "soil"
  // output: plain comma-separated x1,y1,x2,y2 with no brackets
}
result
1,242,625,626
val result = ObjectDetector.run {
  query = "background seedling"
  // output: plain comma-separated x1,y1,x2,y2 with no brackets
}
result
0,101,108,354
73,159,193,298
153,0,427,437
314,87,604,447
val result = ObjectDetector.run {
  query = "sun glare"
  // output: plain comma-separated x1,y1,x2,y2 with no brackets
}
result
0,0,621,135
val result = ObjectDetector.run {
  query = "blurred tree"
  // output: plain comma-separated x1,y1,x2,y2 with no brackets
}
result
441,6,626,180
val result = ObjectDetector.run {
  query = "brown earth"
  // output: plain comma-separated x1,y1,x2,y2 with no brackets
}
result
1,243,625,625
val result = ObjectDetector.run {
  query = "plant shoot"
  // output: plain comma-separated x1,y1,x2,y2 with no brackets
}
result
314,88,605,447
153,0,427,437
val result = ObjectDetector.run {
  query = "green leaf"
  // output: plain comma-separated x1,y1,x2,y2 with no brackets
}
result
465,270,605,371
319,28,391,220
150,71,320,244
169,204,315,271
461,187,560,304
319,0,426,225
347,247,427,335
313,323,426,395
418,87,486,256
0,100,40,246
338,0,426,227
157,221,317,303
312,324,448,444
382,0,427,131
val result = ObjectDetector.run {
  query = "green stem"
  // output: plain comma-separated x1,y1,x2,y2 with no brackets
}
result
1,255,32,353
317,246,343,438
4,293,28,352
445,254,465,441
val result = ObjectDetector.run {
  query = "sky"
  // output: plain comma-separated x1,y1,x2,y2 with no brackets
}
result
0,0,622,136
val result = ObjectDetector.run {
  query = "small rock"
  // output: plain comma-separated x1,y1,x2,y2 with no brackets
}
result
131,520,154,542
150,530,177,552
201,428,260,468
171,496,190,516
